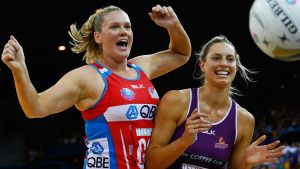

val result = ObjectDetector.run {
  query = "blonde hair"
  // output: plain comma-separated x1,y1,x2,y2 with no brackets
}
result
193,35,257,96
68,5,123,64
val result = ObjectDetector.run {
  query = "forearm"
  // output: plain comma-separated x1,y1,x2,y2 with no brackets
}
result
167,22,191,58
146,137,190,169
12,64,42,118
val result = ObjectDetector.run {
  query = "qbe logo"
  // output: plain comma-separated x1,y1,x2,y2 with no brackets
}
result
86,138,110,168
87,156,109,168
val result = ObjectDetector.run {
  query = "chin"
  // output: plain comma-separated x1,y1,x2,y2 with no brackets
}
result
215,80,232,87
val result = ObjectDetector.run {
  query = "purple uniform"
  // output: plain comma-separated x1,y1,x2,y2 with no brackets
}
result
168,88,237,169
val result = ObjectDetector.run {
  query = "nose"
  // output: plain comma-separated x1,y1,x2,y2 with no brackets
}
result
219,58,228,67
119,27,129,36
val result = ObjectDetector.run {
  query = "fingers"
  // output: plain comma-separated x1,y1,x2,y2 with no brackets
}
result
186,108,211,133
3,36,19,53
252,135,267,146
263,142,285,162
191,108,208,119
1,35,21,64
268,145,285,157
150,4,174,17
2,41,15,60
263,157,279,163
10,35,21,51
266,140,281,150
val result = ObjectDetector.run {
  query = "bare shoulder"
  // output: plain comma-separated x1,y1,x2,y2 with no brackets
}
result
64,65,99,83
236,103,255,139
236,104,255,123
161,88,190,105
128,55,150,68
156,88,191,126
69,64,96,76
68,65,104,110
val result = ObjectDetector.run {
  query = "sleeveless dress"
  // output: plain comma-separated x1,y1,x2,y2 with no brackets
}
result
81,62,159,169
168,88,237,169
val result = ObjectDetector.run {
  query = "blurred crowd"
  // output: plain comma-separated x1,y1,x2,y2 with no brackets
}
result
253,103,300,169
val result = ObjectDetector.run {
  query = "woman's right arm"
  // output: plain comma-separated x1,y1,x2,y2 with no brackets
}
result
1,36,85,118
145,90,188,169
145,89,210,169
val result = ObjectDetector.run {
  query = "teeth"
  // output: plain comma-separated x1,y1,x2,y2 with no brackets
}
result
116,40,128,47
216,71,229,75
119,39,128,43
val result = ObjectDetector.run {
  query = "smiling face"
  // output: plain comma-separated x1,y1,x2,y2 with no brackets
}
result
94,10,133,62
200,42,237,87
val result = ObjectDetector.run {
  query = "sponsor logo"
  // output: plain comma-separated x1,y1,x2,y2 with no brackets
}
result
131,84,145,89
121,88,135,100
285,0,297,5
125,105,156,120
86,138,110,168
99,68,108,73
136,128,152,136
148,87,159,99
181,153,225,168
126,105,139,119
182,163,207,169
140,105,156,119
202,129,215,136
90,142,104,154
215,137,228,149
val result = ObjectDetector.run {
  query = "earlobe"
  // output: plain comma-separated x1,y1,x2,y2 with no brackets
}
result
94,32,102,44
199,62,204,73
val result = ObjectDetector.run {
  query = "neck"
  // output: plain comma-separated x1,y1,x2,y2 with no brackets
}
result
199,84,230,109
200,84,230,102
100,58,128,72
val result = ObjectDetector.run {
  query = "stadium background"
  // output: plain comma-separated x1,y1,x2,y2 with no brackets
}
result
0,0,299,168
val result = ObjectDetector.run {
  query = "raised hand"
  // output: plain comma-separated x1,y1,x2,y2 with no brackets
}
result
148,4,180,29
1,35,25,70
243,135,285,167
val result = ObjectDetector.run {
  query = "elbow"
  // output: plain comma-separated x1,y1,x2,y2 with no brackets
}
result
174,48,192,65
183,44,192,60
23,109,47,119
24,113,38,119
177,52,191,67
170,43,192,64
180,41,192,63
182,52,191,64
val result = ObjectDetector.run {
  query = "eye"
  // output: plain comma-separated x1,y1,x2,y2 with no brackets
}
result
110,25,118,29
125,24,131,30
228,58,234,62
227,56,235,62
212,56,220,61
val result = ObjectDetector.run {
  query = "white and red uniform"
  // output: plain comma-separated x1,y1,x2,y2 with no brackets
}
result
81,62,159,169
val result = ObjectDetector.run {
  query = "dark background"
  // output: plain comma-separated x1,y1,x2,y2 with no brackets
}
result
0,0,299,167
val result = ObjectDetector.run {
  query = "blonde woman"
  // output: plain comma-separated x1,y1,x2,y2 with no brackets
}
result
1,4,191,169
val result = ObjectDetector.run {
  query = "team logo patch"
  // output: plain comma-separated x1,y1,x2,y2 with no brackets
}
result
99,67,108,73
121,88,135,100
148,87,159,99
215,137,228,149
